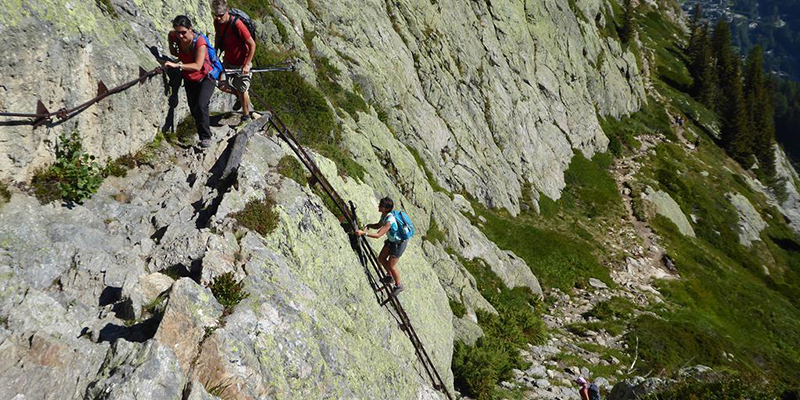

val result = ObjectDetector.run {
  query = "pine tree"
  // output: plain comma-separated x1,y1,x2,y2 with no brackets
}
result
712,21,751,164
687,4,704,52
725,63,752,165
691,23,715,107
745,46,776,175
712,20,734,113
619,0,635,44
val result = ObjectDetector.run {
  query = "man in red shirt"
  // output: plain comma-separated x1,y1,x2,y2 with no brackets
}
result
211,0,257,122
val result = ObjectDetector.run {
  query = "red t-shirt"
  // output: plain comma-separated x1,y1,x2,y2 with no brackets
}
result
214,17,252,66
169,32,212,82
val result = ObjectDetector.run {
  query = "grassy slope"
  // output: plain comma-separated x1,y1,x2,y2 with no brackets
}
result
620,2,800,391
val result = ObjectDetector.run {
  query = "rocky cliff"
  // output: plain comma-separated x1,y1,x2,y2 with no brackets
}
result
3,0,800,398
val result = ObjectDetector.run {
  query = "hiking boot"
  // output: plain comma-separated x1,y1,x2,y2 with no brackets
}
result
391,284,405,297
380,275,395,285
199,139,212,148
233,97,241,111
240,113,252,123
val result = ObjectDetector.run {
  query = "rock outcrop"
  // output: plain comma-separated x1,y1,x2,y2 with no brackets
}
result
644,187,695,237
726,192,766,247
0,0,662,397
0,123,451,399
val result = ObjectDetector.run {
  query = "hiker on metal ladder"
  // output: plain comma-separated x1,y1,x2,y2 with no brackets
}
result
164,15,222,149
211,0,257,123
355,197,415,297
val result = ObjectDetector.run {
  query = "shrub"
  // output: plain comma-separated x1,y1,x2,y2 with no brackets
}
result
231,194,279,236
209,272,250,314
95,0,118,18
449,299,466,319
165,115,196,146
451,255,546,399
249,48,365,181
32,130,104,204
276,155,309,186
103,155,136,178
641,372,783,400
422,217,446,244
584,296,635,321
0,181,10,205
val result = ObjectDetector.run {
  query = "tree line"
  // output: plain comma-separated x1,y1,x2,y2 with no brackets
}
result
687,5,777,176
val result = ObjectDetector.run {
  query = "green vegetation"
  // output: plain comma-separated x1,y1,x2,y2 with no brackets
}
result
451,255,546,400
95,0,118,18
248,47,364,181
276,155,309,186
599,97,674,156
131,132,166,167
304,30,369,120
209,272,250,315
406,145,449,195
641,371,786,400
584,296,635,321
31,130,105,204
231,195,279,236
463,152,620,291
422,217,446,244
0,181,10,205
165,115,197,147
449,299,466,319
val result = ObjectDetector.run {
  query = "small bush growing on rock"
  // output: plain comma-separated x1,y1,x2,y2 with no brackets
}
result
95,0,118,18
276,155,308,186
584,296,636,321
31,130,104,204
165,115,197,146
449,299,466,319
232,195,279,236
209,272,250,314
0,181,10,205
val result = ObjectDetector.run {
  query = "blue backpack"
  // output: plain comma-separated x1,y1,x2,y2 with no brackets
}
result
192,30,223,80
588,383,601,400
391,210,415,241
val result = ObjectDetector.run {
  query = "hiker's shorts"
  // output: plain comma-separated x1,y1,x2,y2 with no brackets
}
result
223,62,252,93
385,239,408,258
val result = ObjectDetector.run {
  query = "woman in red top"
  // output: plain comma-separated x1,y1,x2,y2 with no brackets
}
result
163,15,214,148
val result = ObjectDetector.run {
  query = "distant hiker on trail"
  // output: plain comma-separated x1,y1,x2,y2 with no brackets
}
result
164,15,215,149
355,197,415,297
212,0,257,122
576,377,602,400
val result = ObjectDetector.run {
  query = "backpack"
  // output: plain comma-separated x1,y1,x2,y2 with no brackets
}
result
192,30,224,80
217,9,256,52
588,383,601,400
391,210,415,241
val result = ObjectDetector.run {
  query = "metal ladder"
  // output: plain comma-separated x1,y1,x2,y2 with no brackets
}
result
262,113,453,400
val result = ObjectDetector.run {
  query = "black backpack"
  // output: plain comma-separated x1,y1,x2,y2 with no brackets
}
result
588,383,601,400
216,8,256,51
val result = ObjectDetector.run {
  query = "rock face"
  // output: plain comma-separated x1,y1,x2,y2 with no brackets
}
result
774,145,800,234
263,0,645,213
0,123,454,399
0,0,651,396
0,0,220,182
645,187,696,237
726,192,766,247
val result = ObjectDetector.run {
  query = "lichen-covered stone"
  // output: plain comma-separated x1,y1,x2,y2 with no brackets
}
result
726,192,766,247
645,187,695,237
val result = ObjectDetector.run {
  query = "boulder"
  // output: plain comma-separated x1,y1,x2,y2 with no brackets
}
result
154,278,223,374
726,193,767,247
645,187,696,237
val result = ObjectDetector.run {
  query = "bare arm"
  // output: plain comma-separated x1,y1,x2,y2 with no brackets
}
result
164,40,206,72
356,221,391,238
242,36,256,73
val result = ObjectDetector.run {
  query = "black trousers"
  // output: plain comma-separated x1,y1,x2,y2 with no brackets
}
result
184,78,214,141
